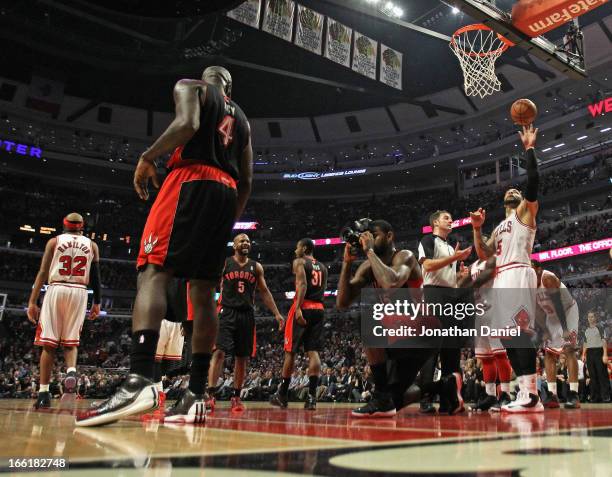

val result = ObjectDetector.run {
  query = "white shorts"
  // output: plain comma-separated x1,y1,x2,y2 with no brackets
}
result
545,302,580,355
474,292,505,357
155,320,184,361
491,265,537,331
34,284,88,348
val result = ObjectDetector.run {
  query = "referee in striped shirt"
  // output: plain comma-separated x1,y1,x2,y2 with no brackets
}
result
417,210,472,413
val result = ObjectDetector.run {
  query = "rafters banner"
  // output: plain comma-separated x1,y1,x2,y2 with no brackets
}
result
262,0,295,42
226,0,262,28
295,4,324,54
380,44,402,90
324,18,352,67
352,31,377,80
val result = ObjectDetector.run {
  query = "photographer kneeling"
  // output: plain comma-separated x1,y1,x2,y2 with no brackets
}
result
337,219,461,418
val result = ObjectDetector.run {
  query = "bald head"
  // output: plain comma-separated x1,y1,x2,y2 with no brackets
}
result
202,66,232,97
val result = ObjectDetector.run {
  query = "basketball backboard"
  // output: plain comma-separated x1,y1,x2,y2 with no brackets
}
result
448,0,588,79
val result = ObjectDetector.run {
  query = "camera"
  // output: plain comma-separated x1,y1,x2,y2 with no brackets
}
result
340,218,373,247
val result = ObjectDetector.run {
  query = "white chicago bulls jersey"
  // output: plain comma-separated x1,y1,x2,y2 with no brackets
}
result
536,270,575,319
492,210,536,268
48,233,95,286
470,260,493,289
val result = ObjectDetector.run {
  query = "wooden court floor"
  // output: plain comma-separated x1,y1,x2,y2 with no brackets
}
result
1,398,611,476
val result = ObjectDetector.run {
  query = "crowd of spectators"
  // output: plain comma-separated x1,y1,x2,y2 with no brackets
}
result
1,291,610,404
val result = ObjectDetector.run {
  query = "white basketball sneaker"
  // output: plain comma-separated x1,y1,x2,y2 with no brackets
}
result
501,390,544,413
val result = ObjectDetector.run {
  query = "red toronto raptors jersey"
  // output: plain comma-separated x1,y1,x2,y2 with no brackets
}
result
167,85,249,181
48,233,95,286
220,257,257,310
492,210,536,267
303,258,328,303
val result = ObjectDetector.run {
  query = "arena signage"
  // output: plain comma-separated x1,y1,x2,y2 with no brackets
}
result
587,96,612,117
233,222,258,230
512,0,608,37
422,217,472,234
0,139,42,157
531,238,612,262
281,169,367,180
285,290,337,299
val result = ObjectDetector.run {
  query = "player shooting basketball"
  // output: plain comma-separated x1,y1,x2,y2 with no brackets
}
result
470,123,543,413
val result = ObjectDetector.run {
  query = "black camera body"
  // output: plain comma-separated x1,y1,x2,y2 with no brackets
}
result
341,218,373,247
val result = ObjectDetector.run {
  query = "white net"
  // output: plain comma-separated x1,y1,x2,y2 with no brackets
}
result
450,25,511,99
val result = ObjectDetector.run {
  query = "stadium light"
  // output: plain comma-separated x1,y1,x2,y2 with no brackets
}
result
577,135,588,140
452,7,460,14
601,127,611,133
542,147,552,152
554,143,565,148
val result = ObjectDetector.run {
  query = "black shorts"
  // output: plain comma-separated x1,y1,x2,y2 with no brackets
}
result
284,309,325,353
216,307,256,358
137,164,237,281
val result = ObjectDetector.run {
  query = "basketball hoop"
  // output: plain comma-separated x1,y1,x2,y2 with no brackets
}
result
450,24,514,99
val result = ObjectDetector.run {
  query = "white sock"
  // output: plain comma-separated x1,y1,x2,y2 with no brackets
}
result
67,367,76,374
39,384,49,393
485,383,496,397
547,381,557,396
501,382,510,393
517,375,526,393
524,374,537,396
156,381,163,392
569,382,578,393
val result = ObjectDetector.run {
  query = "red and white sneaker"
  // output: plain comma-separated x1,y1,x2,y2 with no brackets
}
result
501,391,544,414
230,396,245,413
205,394,216,412
141,391,166,422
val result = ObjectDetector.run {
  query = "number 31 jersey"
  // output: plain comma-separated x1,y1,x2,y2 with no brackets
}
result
303,258,328,303
48,233,95,286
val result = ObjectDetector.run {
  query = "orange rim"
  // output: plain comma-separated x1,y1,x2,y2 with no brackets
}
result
450,23,514,58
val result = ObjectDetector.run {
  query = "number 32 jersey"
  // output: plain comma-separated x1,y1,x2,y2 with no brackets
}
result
303,258,328,303
48,233,95,286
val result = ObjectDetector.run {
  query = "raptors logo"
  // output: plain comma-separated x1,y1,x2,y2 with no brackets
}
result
143,233,158,254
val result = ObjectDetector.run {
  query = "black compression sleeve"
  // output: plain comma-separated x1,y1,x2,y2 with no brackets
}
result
524,148,539,202
90,261,101,304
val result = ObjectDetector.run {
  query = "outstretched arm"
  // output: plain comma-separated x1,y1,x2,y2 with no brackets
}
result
255,262,284,330
27,238,56,324
516,125,539,227
542,272,568,332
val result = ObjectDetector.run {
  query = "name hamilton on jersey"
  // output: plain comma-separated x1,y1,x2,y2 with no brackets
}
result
56,240,91,255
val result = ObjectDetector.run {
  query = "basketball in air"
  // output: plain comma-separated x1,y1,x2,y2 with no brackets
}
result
510,99,538,126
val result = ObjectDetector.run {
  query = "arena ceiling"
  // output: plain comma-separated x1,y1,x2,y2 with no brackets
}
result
0,0,608,118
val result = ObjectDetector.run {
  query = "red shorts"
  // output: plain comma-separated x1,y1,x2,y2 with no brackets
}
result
137,163,237,281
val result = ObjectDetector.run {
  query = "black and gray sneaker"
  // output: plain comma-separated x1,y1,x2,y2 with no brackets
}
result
564,390,581,409
75,374,158,427
419,396,436,414
472,394,497,412
63,370,77,393
269,392,289,409
542,393,560,409
304,395,317,411
164,389,205,424
351,391,396,418
34,391,51,409
490,392,512,412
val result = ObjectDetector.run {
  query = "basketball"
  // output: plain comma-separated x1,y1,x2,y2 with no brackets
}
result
510,98,538,126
